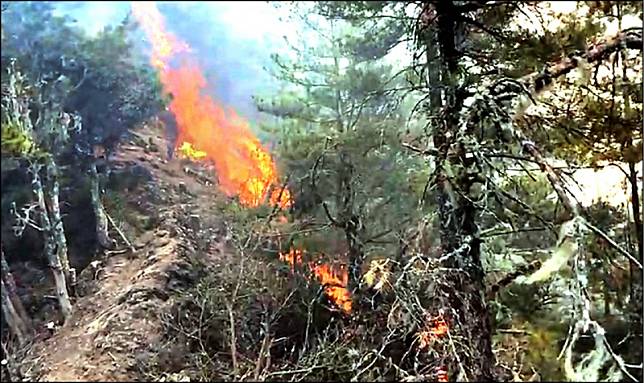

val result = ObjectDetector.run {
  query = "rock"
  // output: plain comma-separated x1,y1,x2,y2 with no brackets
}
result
152,237,170,248
178,182,187,193
188,215,200,232
165,262,199,292
134,231,156,249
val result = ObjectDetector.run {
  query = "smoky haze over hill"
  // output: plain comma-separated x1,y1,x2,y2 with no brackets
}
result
53,1,289,124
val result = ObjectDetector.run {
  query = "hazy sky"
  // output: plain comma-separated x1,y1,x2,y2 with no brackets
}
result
53,1,299,122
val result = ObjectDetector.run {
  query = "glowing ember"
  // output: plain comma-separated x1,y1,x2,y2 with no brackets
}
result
416,314,450,381
132,1,291,209
279,248,352,313
417,315,449,349
279,247,303,270
178,141,207,160
436,367,449,382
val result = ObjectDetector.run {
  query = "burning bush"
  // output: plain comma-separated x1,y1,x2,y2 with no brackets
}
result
143,211,475,382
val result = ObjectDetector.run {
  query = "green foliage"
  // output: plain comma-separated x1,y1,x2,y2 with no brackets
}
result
1,2,165,157
1,121,40,158
522,321,566,381
258,7,430,263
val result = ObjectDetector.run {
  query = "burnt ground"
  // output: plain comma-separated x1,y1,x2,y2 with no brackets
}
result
13,122,232,381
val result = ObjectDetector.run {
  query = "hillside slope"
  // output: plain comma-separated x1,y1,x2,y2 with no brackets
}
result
20,122,229,382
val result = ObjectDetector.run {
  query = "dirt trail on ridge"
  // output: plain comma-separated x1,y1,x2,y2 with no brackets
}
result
23,122,228,382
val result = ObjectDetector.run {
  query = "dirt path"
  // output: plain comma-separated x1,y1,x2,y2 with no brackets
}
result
24,123,227,381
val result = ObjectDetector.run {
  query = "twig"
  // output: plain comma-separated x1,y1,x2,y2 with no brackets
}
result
480,226,548,238
226,302,238,378
496,328,532,335
584,221,642,269
445,314,468,382
104,210,135,253
266,174,291,225
601,330,639,382
266,364,330,377
401,142,440,156
253,322,272,381
351,333,395,381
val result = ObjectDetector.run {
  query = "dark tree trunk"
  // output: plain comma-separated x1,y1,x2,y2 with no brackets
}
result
627,162,643,263
427,1,495,380
89,161,116,250
1,280,30,346
0,248,32,338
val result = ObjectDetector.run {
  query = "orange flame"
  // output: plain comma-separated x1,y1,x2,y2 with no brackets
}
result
436,367,449,382
416,315,449,349
279,248,352,313
416,313,450,381
279,247,303,270
132,2,291,209
310,262,352,313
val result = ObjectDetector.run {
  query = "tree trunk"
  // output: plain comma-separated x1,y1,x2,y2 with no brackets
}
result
32,163,73,321
1,279,29,345
427,2,495,380
45,156,76,292
89,161,115,249
0,248,32,335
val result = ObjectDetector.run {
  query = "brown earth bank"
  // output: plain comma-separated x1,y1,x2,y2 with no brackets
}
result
12,122,230,382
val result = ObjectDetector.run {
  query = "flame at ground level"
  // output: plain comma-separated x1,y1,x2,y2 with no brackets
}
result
132,2,291,210
279,248,352,313
416,313,450,381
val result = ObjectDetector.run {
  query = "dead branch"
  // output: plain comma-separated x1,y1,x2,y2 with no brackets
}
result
585,221,643,269
321,201,342,227
521,141,578,215
401,142,440,156
602,334,639,382
104,209,136,253
496,328,532,335
226,302,239,378
253,322,272,381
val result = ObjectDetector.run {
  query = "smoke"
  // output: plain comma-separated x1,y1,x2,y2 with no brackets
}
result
51,1,295,125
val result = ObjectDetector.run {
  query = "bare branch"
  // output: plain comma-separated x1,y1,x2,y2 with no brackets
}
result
401,142,440,156
585,222,643,269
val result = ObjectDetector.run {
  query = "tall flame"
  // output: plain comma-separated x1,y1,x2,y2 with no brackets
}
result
131,2,291,209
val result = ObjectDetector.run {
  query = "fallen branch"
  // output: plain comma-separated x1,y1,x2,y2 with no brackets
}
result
602,333,639,382
104,210,136,253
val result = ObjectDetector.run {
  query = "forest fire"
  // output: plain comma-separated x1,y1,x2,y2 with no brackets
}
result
131,2,291,209
279,248,352,313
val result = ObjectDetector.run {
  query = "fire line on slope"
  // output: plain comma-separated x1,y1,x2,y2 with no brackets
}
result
131,1,291,209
